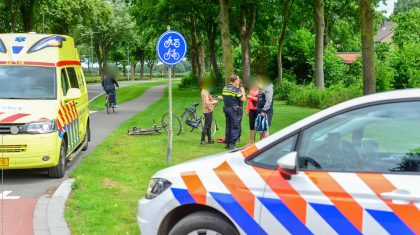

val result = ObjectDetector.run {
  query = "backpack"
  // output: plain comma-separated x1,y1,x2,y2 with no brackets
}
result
255,114,269,133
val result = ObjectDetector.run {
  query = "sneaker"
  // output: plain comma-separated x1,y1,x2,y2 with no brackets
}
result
200,141,207,145
228,143,236,150
113,104,118,108
208,140,214,144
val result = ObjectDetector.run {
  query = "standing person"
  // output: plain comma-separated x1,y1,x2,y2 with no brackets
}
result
218,75,246,150
102,66,120,108
237,79,245,143
256,76,274,139
246,81,259,145
201,87,218,145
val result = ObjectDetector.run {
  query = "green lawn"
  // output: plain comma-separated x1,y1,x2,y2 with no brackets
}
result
65,87,319,234
89,81,167,110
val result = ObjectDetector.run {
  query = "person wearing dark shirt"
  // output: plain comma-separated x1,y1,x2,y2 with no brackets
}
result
102,68,120,108
218,75,246,150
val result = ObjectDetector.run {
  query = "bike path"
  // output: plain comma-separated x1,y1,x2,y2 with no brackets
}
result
0,84,166,235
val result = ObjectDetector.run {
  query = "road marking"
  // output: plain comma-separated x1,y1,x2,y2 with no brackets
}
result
0,190,20,199
89,92,105,103
89,111,97,114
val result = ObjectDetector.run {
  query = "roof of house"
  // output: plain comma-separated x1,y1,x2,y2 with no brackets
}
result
334,52,361,64
374,21,397,43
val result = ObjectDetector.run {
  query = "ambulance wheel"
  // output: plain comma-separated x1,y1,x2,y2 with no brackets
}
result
168,211,238,235
82,126,90,151
48,142,67,178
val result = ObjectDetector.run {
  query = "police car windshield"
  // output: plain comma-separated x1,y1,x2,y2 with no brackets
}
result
0,66,56,100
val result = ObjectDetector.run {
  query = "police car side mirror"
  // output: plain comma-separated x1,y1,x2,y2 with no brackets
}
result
277,151,298,180
64,88,82,101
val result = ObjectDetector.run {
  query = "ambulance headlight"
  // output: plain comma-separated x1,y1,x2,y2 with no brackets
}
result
26,120,57,134
27,35,66,53
145,178,172,199
0,39,6,53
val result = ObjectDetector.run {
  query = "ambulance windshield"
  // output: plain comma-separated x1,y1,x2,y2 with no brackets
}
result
0,66,56,100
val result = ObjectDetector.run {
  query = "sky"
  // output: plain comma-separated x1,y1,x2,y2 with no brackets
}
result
377,0,398,17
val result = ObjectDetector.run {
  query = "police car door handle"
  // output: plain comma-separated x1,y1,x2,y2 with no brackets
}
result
380,189,420,203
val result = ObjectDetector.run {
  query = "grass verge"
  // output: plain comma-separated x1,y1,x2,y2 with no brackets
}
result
89,81,167,111
66,87,319,234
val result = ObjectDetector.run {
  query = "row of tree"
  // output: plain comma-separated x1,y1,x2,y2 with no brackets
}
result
0,0,418,94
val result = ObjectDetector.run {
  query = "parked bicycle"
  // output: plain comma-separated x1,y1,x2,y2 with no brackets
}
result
178,103,219,137
105,93,116,114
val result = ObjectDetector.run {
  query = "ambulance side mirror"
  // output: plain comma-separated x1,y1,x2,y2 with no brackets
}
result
277,151,298,180
64,88,82,101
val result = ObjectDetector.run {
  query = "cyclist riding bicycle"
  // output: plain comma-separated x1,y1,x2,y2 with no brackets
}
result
102,67,119,108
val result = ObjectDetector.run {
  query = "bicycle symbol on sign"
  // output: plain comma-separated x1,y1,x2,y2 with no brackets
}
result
164,48,180,60
164,37,180,48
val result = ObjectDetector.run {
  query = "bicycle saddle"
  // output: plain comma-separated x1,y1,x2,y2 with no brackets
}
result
192,103,199,107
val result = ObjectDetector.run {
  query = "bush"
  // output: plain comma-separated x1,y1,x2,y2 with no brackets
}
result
324,50,349,87
178,72,199,89
274,81,362,109
274,78,299,101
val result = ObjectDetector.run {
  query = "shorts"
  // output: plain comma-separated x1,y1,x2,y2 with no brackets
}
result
249,109,258,130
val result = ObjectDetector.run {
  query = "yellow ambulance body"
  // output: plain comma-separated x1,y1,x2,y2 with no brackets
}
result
0,33,90,178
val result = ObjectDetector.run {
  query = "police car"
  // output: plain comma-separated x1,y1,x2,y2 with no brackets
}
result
138,89,420,235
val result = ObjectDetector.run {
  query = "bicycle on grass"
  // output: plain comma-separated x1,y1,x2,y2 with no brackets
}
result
178,103,219,136
128,114,182,135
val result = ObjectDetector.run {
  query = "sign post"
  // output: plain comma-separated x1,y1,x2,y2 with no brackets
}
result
156,27,187,164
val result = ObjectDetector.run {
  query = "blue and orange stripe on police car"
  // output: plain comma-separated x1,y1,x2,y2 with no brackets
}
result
181,172,207,205
358,173,420,234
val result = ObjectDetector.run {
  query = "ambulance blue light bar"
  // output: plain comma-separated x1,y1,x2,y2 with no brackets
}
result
0,39,6,53
27,35,66,53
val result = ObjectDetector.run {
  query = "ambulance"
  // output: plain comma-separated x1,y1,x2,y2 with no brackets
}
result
138,89,420,235
0,33,90,178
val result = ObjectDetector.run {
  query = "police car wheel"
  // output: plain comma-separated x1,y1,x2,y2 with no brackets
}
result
48,142,66,178
168,211,238,235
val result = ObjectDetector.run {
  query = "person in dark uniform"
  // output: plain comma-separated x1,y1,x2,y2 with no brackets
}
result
218,75,246,150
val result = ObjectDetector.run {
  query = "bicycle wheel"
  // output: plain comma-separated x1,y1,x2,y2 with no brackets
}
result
211,117,218,137
200,116,218,137
161,113,182,135
106,103,110,114
182,110,196,122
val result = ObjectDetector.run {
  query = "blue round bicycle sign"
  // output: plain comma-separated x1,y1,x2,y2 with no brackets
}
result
156,31,187,66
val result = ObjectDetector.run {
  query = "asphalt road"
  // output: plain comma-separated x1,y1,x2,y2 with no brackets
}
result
0,81,166,234
87,80,166,101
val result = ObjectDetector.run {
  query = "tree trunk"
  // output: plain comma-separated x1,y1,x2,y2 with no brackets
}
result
20,0,35,32
149,64,154,79
277,44,284,82
238,0,256,85
240,39,251,84
219,0,234,83
207,22,222,82
314,0,325,89
198,46,206,80
359,0,376,95
277,0,294,82
8,1,19,33
323,13,329,50
131,63,136,80
189,15,200,79
140,51,145,80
